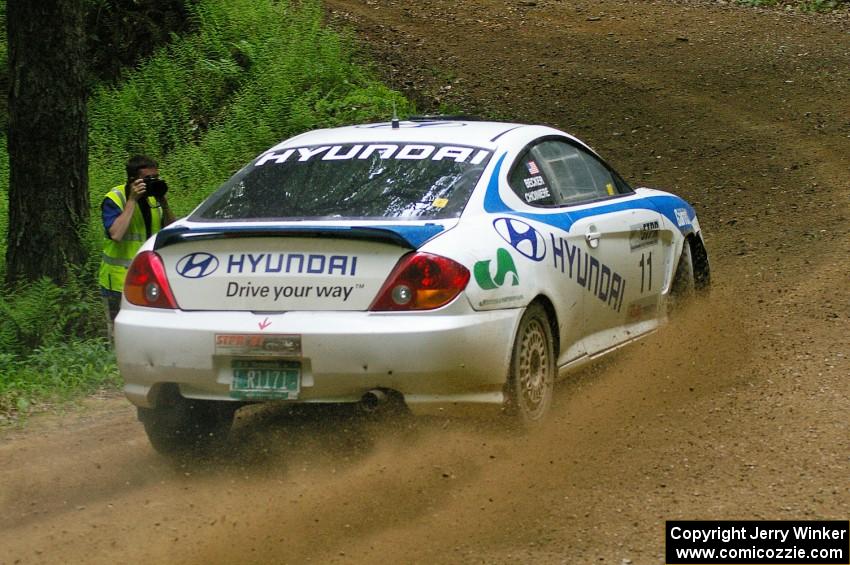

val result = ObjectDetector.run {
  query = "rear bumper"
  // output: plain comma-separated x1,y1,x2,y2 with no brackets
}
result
115,301,522,412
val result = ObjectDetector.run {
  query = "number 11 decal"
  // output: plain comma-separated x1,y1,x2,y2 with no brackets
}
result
639,251,653,293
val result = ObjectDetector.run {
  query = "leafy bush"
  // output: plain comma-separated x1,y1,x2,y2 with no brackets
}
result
0,0,411,415
84,0,203,85
0,271,104,356
0,271,112,418
0,339,118,418
87,0,411,214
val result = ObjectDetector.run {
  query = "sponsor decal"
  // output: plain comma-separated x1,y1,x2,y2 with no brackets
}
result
521,175,551,203
215,334,301,357
675,208,691,227
493,217,547,262
176,252,220,278
177,252,359,278
550,234,626,313
524,186,551,203
255,144,491,167
523,175,546,189
226,253,358,276
479,295,525,307
432,197,449,209
225,282,356,302
474,248,520,290
629,220,660,251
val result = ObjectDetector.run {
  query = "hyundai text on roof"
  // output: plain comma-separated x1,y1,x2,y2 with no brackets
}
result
115,118,710,454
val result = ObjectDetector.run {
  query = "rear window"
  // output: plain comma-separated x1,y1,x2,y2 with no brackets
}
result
192,143,493,221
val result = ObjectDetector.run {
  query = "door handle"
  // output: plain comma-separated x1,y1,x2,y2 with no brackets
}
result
585,228,601,248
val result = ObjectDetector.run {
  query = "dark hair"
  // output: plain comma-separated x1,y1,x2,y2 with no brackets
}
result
125,155,158,181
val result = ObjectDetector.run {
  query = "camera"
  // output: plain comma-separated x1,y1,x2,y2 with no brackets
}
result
143,175,169,198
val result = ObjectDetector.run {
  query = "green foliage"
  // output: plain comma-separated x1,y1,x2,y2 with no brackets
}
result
0,279,64,355
0,1,6,133
0,274,114,418
88,0,411,213
0,0,199,135
799,0,847,10
84,0,202,85
0,0,410,415
0,339,118,419
0,272,104,356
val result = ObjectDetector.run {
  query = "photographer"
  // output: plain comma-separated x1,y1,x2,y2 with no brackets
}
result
98,155,175,340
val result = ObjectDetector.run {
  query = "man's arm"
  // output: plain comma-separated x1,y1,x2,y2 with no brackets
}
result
158,195,176,227
108,179,146,242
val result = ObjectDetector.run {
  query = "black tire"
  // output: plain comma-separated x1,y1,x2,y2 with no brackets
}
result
504,303,555,426
668,239,696,313
138,393,236,456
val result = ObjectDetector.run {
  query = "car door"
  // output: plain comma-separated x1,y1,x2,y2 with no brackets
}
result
506,146,587,367
532,139,668,355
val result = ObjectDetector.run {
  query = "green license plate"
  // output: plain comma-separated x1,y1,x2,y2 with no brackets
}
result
230,359,300,400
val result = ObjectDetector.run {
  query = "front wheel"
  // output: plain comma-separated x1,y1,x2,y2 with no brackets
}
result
504,303,555,426
668,239,696,313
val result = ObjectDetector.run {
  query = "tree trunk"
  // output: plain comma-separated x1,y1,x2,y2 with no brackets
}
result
5,0,89,285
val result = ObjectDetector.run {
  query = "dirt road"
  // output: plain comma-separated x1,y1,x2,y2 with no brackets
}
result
1,1,848,563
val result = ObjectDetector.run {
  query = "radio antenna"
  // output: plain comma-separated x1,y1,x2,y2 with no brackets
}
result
391,101,400,129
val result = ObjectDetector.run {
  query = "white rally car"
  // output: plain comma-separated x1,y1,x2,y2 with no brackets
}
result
116,118,710,453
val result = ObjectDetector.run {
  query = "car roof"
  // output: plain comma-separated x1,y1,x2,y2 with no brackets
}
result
269,119,537,150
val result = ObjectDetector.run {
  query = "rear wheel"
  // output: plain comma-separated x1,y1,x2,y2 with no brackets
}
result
505,303,555,426
138,387,237,456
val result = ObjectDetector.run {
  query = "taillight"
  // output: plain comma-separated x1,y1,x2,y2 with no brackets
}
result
370,252,470,311
124,251,179,309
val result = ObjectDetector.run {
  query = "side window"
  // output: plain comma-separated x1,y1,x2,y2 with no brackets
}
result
510,139,631,207
531,141,594,205
535,140,628,205
578,150,621,199
508,151,556,207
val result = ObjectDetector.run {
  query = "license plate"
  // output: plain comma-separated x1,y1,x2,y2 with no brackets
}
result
230,359,300,400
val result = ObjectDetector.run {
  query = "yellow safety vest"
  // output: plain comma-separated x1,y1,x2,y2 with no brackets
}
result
98,184,163,292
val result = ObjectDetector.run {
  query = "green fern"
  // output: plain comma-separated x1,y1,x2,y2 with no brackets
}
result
0,0,412,414
0,278,65,354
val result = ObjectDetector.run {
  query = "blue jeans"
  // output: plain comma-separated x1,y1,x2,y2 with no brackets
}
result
100,288,122,342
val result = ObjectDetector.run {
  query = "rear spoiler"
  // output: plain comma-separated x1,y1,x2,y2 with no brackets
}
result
153,223,446,251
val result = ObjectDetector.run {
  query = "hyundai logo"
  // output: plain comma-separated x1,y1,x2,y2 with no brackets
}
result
176,252,220,278
493,217,547,262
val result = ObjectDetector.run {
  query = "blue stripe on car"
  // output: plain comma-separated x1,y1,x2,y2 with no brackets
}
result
483,152,696,236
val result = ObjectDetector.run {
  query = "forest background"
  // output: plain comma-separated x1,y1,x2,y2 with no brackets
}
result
0,0,410,418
